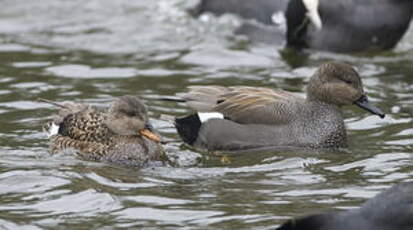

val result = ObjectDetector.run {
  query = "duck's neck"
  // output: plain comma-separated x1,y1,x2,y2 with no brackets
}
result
305,97,343,117
305,98,347,148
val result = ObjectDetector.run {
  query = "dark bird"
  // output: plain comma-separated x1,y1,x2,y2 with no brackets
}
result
277,182,413,230
286,0,413,52
192,0,413,53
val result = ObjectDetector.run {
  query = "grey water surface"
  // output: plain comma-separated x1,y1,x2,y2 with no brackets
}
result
0,0,412,229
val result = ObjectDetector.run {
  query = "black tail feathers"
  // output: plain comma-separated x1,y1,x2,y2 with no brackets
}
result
174,114,201,145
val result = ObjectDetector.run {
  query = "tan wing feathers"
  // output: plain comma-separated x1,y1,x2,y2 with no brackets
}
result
181,86,303,124
177,86,231,112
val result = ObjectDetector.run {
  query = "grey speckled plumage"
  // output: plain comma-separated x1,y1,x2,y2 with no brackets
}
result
174,62,385,151
277,182,413,230
42,95,167,168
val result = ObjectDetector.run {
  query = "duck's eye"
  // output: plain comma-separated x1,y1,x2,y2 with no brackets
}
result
343,79,352,84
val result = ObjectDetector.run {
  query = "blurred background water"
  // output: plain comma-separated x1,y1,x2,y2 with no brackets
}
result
0,0,412,229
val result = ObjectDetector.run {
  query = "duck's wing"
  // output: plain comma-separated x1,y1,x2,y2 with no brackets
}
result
40,99,113,142
179,86,303,124
177,86,231,112
216,86,303,124
58,107,113,143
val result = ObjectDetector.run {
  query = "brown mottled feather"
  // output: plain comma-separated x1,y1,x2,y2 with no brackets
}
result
59,107,114,144
43,96,166,167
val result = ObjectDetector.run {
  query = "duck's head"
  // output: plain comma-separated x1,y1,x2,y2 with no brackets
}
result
307,62,385,118
105,95,160,142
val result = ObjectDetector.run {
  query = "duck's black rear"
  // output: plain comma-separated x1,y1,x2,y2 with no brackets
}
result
175,114,201,145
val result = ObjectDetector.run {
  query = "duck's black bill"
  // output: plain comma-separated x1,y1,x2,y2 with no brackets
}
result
354,95,385,118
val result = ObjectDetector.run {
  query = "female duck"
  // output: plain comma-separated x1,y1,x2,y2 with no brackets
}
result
42,95,166,167
174,62,385,151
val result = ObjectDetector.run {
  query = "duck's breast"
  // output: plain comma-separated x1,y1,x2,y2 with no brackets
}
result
103,136,164,167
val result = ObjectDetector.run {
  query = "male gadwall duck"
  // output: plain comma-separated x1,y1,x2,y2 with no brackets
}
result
42,95,167,167
277,182,413,230
174,62,385,151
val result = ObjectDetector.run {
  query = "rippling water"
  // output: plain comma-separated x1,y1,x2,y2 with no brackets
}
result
0,0,413,229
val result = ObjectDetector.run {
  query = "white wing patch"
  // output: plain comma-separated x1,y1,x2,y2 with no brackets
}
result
271,11,286,30
303,0,322,30
198,112,224,123
47,123,60,138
